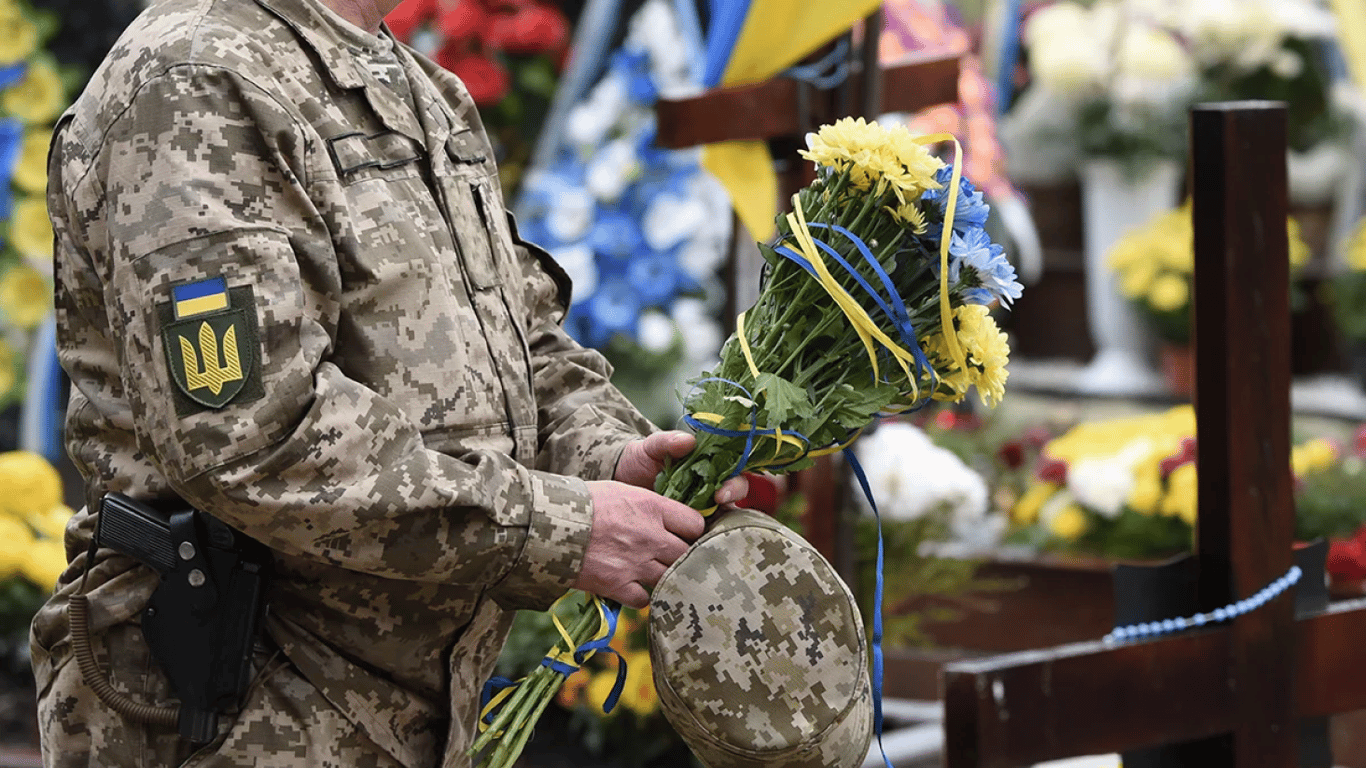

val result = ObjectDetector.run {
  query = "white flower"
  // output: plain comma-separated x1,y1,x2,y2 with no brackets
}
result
564,72,629,150
852,423,990,527
585,137,642,203
627,0,695,98
670,298,722,365
637,310,677,353
550,243,598,301
642,193,708,251
677,237,727,279
544,189,596,242
1116,26,1193,83
1066,438,1155,518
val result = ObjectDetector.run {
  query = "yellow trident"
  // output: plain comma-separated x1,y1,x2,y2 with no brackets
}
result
179,321,243,396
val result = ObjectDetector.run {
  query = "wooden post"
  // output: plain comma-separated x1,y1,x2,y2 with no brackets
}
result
1191,101,1297,767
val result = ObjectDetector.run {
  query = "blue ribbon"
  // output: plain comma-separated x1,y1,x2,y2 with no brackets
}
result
479,601,629,725
682,376,822,480
772,227,938,401
844,449,893,768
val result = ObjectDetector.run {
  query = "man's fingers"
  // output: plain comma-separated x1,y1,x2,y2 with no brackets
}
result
617,582,650,610
639,559,669,589
713,475,749,507
660,503,705,542
643,431,695,463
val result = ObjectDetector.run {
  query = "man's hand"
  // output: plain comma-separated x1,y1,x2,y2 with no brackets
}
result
614,431,748,508
573,481,706,609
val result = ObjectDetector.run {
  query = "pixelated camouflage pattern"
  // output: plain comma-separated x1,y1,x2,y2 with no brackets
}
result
35,0,657,764
648,510,873,768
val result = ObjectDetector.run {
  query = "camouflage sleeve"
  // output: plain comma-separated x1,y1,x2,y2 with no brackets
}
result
74,64,588,610
509,222,659,481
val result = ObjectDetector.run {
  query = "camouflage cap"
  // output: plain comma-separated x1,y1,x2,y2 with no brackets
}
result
648,509,873,768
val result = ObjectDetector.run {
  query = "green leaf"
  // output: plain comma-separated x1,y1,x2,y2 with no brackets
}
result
754,372,813,428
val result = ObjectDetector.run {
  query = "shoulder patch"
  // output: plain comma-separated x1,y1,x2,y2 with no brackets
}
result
158,280,265,414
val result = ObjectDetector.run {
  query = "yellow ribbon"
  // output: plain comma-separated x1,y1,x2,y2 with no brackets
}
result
912,133,968,375
478,594,617,734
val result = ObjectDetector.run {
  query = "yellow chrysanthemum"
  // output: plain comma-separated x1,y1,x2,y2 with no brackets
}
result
0,339,15,400
1012,482,1059,525
12,129,50,194
21,538,67,590
0,264,51,328
619,649,658,717
801,117,944,199
1046,405,1194,466
1161,463,1198,524
956,304,1011,407
28,504,73,540
0,515,35,579
1147,273,1189,313
1346,219,1366,272
886,202,929,234
1291,437,1338,477
11,194,53,262
0,10,37,66
1127,466,1164,516
2,59,65,124
1116,253,1158,299
1047,503,1089,541
0,450,63,519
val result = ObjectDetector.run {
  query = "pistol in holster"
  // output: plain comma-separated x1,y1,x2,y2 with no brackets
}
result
72,492,272,743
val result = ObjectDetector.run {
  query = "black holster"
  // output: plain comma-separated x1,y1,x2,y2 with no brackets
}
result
95,493,272,742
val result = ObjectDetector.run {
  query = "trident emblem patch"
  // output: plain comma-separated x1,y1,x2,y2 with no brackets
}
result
160,278,260,411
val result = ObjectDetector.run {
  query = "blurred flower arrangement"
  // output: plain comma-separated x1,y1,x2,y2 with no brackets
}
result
1001,405,1366,588
0,450,72,636
1327,217,1366,369
1006,0,1353,185
514,0,732,426
1107,202,1312,345
386,0,570,194
1,0,69,410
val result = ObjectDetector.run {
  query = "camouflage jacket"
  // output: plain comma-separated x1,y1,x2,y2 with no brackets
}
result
33,0,655,764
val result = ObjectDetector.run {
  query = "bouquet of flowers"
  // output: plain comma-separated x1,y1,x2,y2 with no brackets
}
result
1107,202,1311,345
471,117,1021,767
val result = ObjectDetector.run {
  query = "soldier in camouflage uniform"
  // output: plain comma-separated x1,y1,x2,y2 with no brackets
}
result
33,0,745,765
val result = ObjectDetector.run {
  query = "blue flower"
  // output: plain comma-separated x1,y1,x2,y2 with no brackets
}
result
0,63,27,90
627,249,700,306
611,49,657,105
589,209,646,265
948,226,1024,307
923,166,990,238
578,278,643,348
0,118,22,224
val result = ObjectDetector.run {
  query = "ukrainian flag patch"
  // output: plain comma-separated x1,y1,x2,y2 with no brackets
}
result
158,278,264,413
172,277,230,319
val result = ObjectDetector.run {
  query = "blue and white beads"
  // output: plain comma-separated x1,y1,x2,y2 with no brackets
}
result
1104,565,1303,644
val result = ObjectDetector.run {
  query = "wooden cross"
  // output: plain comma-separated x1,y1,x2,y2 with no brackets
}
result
653,14,962,571
941,102,1366,768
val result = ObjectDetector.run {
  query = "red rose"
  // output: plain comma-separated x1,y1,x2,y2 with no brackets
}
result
1037,455,1067,485
438,48,510,106
1327,537,1366,581
996,440,1026,470
384,0,436,42
436,0,489,43
486,2,569,55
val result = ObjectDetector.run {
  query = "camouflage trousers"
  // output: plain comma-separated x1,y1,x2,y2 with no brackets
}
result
36,621,407,768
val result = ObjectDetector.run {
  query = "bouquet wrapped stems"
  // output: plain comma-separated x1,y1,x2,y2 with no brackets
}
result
471,118,1021,768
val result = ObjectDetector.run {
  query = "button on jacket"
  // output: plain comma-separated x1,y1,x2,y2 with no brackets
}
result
33,0,655,763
